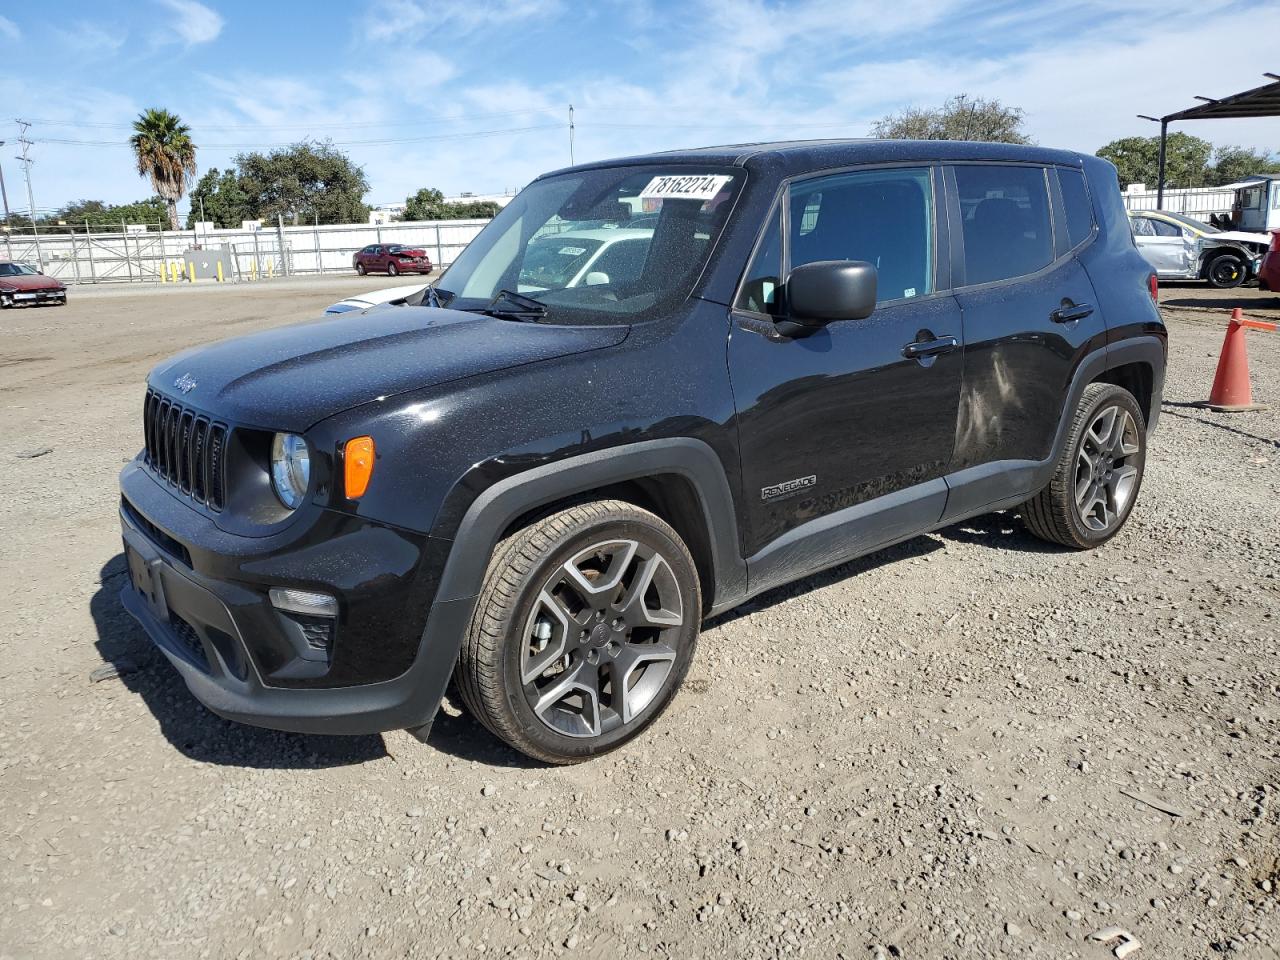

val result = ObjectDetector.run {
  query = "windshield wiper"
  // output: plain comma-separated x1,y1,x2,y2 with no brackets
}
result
479,288,549,321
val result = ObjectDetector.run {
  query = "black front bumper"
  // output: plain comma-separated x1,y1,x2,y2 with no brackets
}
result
118,461,473,735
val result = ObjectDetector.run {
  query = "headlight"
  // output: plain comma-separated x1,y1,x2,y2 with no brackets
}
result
270,433,310,509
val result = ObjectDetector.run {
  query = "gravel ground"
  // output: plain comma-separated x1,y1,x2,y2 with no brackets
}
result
0,279,1277,960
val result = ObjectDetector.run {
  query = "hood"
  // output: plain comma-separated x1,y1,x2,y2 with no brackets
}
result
0,274,64,291
1209,230,1268,248
149,306,629,431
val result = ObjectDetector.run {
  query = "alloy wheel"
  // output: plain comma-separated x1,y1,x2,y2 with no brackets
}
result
520,539,683,739
1074,405,1141,532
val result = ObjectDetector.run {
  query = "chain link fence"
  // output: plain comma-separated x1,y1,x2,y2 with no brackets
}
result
0,217,490,284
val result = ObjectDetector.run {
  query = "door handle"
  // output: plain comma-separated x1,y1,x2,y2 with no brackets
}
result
902,335,958,359
1051,302,1094,324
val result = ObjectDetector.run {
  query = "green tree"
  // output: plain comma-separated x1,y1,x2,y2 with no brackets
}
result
870,95,1032,144
1207,145,1280,186
1095,133,1214,189
404,187,499,221
23,197,169,233
186,167,252,228
129,108,198,230
235,141,369,225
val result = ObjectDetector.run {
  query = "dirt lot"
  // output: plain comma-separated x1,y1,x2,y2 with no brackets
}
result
1,278,1277,960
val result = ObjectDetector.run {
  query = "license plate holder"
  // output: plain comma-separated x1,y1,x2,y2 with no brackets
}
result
125,539,170,624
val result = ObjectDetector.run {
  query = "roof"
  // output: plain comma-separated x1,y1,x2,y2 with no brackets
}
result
539,139,1087,181
1161,77,1280,122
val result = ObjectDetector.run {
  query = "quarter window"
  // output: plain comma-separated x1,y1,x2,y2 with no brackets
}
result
735,208,783,315
955,165,1053,285
787,167,934,302
1057,168,1094,248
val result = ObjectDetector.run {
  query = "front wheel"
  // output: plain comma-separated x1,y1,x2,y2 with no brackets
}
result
387,261,399,277
455,500,701,764
1206,252,1246,289
1021,383,1147,549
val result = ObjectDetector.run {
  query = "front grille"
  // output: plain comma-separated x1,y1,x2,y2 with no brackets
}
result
169,615,209,668
143,390,229,510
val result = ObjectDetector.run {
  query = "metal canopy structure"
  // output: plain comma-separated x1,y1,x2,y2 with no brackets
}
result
1138,72,1280,209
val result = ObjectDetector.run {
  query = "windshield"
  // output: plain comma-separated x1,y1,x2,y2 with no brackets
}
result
0,262,38,276
1161,212,1220,234
519,236,604,289
436,165,742,323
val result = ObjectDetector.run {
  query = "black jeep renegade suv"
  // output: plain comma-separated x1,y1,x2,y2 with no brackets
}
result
119,140,1166,763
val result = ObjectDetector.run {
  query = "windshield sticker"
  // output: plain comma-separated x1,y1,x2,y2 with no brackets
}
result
558,246,587,256
639,174,733,202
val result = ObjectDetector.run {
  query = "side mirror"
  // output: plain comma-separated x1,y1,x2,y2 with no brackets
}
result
583,271,610,286
778,260,877,337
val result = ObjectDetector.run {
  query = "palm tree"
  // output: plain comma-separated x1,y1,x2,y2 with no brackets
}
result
129,108,197,231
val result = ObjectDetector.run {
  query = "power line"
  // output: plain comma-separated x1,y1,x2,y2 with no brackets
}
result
20,109,561,131
31,123,566,150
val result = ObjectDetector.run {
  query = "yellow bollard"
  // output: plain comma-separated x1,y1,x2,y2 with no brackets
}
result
268,260,275,279
216,262,224,283
187,261,196,283
171,261,179,284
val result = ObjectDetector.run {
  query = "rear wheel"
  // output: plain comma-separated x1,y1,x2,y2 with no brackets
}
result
387,261,399,277
1206,252,1246,288
1022,383,1147,549
355,262,366,275
455,500,701,764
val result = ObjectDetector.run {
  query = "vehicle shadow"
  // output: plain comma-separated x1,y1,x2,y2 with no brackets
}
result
1161,294,1280,312
90,553,389,769
935,510,1064,555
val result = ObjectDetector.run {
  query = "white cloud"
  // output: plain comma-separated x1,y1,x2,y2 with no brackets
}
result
54,21,127,54
363,0,563,41
0,15,20,41
154,0,224,45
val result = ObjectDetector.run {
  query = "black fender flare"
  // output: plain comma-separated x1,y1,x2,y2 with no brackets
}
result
403,438,747,733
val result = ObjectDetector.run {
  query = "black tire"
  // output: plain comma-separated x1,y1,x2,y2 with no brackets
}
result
1205,252,1246,289
355,262,366,275
1021,383,1147,550
387,261,399,277
454,499,701,764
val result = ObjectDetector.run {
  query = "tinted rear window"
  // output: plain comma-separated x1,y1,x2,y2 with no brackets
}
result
955,165,1052,286
1057,168,1094,248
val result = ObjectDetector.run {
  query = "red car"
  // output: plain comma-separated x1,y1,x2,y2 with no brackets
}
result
1259,230,1280,292
352,243,432,277
0,261,67,308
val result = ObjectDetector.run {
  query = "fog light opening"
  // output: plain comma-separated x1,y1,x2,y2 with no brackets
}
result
269,587,339,618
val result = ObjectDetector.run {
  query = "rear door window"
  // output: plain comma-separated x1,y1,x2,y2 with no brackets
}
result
1056,168,1095,248
1150,219,1181,238
955,165,1053,285
787,167,935,303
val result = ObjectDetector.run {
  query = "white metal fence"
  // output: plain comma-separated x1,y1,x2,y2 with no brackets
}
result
1121,186,1236,218
0,218,491,285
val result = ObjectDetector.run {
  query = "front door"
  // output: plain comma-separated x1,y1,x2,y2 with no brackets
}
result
728,165,963,580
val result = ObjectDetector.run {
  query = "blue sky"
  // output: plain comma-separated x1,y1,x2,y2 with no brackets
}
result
1,0,1277,218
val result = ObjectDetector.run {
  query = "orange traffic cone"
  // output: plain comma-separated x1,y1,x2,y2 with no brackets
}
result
1201,308,1276,412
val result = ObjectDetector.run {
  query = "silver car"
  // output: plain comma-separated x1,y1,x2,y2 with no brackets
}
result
1128,210,1266,288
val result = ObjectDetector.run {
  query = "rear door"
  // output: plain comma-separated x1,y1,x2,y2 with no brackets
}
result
1130,215,1192,276
728,164,964,567
944,162,1107,513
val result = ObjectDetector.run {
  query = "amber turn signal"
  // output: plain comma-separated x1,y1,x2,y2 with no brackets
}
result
343,436,375,499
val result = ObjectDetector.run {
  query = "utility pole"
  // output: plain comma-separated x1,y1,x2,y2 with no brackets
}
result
569,104,575,166
0,140,11,262
15,120,42,271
